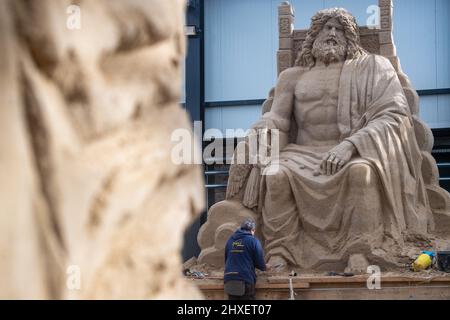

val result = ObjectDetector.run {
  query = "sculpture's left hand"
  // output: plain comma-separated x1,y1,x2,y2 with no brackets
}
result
320,141,357,176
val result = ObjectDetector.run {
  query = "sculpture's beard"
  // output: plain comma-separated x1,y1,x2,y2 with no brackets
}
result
312,37,347,65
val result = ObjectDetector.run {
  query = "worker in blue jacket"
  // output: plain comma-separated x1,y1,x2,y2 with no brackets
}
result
224,218,267,300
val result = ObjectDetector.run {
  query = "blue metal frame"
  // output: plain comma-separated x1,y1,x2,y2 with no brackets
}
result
417,88,450,96
185,0,204,125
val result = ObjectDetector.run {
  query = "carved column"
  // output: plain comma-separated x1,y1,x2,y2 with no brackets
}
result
378,0,399,70
277,1,294,75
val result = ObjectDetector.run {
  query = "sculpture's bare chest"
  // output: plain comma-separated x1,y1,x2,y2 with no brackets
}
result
295,67,341,102
294,63,343,145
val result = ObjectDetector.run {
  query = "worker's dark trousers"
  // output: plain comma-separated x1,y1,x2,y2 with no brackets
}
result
228,283,256,300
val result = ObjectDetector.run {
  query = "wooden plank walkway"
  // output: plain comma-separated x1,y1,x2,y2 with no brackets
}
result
189,274,450,300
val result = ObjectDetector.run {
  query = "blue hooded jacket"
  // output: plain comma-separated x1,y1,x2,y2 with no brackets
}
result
224,228,266,285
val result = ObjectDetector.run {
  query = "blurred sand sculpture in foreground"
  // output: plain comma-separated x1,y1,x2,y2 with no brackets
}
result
0,0,204,299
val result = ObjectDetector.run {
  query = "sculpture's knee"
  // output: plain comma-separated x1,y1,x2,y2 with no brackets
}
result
348,163,377,189
266,168,289,192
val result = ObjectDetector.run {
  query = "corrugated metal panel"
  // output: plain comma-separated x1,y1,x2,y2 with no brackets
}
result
419,94,450,129
419,95,439,124
394,0,450,128
204,105,222,133
394,0,437,90
437,95,450,128
204,0,277,102
205,105,261,137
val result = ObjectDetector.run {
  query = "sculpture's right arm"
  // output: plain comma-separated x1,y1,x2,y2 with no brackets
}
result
251,68,297,133
226,69,297,201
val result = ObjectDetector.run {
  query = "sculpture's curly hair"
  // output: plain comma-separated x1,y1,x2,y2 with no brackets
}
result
295,8,366,68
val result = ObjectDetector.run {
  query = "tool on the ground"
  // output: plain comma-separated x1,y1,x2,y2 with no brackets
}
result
184,269,207,279
411,251,435,271
326,271,354,277
288,270,297,300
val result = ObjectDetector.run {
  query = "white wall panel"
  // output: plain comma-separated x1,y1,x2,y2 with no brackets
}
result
205,0,277,102
437,95,450,128
394,0,437,90
204,106,222,133
436,0,450,88
419,96,438,125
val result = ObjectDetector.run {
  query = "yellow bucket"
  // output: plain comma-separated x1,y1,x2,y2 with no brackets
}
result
412,253,432,271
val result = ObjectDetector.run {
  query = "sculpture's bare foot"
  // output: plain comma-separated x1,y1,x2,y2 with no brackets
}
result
267,255,288,273
344,254,369,274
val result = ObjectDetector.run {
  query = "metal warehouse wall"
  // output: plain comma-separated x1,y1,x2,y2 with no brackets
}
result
203,0,450,134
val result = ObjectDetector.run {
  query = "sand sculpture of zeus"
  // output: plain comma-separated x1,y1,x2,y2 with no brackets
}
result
198,7,450,272
236,8,429,271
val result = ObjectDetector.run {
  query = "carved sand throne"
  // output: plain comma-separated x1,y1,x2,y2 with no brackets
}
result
197,0,450,267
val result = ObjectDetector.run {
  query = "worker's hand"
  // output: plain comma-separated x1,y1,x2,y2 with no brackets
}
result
320,140,357,176
265,264,273,271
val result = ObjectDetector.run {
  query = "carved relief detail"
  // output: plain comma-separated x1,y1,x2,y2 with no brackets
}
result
279,17,292,34
381,16,392,30
277,50,292,74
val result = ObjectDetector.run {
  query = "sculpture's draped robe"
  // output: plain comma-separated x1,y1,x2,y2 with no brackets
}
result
258,54,433,269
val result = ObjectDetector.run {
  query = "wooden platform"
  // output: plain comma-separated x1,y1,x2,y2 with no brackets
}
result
190,274,450,300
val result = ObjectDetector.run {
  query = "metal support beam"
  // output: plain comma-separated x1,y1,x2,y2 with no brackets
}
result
185,0,204,126
417,88,450,96
204,88,450,109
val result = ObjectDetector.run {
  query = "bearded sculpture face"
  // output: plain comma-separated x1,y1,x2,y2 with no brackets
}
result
295,8,364,68
312,17,348,65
